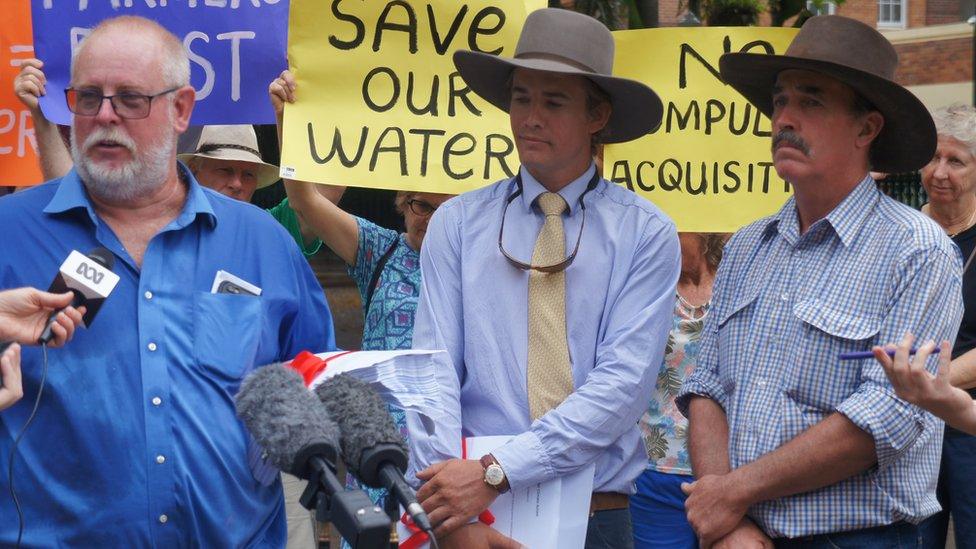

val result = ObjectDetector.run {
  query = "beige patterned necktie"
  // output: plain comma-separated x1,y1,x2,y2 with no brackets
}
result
527,192,574,421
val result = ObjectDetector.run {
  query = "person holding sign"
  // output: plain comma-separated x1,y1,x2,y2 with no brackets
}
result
0,16,335,547
270,69,453,352
409,8,680,548
677,15,962,548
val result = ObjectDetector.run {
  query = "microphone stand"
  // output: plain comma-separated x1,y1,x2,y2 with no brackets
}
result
298,456,390,549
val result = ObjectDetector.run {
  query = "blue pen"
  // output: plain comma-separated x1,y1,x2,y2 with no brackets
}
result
839,347,941,360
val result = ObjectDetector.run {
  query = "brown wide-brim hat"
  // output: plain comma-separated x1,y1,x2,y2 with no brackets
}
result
719,15,935,174
453,8,663,144
178,125,280,189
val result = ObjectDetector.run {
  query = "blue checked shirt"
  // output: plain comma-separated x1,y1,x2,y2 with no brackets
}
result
677,176,963,538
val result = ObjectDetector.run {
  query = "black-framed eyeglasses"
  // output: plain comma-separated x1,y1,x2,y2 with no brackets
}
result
498,170,599,274
64,87,180,119
406,199,439,217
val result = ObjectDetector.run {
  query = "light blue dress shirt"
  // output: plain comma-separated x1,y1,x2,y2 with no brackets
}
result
678,176,963,538
0,168,335,547
410,165,680,494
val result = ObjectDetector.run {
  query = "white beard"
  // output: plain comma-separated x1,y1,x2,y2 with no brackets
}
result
71,113,177,202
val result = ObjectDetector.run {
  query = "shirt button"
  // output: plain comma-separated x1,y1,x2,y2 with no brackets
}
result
152,397,162,406
144,291,153,300
147,342,158,352
158,515,168,524
156,455,166,464
780,292,789,301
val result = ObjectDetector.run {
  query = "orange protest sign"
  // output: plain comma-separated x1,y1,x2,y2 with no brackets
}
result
0,0,44,187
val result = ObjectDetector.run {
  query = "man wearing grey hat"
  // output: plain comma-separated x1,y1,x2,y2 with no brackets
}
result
409,8,680,549
676,15,963,548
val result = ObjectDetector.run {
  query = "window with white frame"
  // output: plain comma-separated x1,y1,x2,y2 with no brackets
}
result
806,0,836,15
878,0,906,27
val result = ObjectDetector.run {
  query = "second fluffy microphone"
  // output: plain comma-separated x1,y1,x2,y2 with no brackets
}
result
315,374,433,533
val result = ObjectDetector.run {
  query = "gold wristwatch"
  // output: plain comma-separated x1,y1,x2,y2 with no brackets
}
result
479,454,510,493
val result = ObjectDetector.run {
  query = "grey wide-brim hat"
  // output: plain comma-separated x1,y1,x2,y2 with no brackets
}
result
719,15,936,174
453,8,663,144
178,125,280,189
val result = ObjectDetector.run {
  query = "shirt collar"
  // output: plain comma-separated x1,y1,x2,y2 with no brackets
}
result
518,164,596,215
764,174,877,248
43,163,218,230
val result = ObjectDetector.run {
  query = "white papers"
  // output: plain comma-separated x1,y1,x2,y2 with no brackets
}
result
294,350,444,422
397,435,595,549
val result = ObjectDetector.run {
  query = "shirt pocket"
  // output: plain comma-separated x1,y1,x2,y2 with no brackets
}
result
714,287,761,397
192,291,264,382
789,299,882,408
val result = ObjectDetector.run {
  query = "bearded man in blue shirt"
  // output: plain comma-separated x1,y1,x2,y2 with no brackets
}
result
0,16,335,547
408,8,681,549
677,16,963,548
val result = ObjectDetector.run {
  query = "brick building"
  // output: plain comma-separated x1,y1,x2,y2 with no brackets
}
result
655,0,974,108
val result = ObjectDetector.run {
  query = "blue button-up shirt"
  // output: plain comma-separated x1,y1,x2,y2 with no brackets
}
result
410,165,680,494
0,169,335,547
678,176,963,538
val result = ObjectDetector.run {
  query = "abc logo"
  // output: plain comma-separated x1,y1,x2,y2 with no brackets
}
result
75,262,105,284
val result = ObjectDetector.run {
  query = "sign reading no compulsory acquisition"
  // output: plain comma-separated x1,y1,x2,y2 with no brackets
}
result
281,0,543,193
606,27,798,233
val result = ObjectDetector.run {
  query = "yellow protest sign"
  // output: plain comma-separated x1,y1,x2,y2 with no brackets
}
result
282,0,543,192
605,27,799,233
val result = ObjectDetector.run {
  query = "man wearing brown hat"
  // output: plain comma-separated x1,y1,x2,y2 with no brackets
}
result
676,15,963,548
408,8,680,549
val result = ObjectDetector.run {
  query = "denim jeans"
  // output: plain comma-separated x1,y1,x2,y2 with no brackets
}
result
586,508,635,549
920,426,976,549
774,521,922,549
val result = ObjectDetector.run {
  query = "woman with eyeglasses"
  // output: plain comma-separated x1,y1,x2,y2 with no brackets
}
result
270,70,453,352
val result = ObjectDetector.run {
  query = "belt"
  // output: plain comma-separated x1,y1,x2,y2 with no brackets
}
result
589,492,629,514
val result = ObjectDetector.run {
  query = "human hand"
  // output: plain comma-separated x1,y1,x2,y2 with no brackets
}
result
416,458,500,538
0,288,85,347
269,69,297,121
874,334,969,421
14,58,47,115
710,517,773,549
682,474,750,547
438,522,524,549
0,343,23,411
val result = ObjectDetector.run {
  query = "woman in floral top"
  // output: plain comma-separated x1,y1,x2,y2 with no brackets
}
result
631,233,728,549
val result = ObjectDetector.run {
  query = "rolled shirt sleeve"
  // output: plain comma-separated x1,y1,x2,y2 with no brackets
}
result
835,245,963,469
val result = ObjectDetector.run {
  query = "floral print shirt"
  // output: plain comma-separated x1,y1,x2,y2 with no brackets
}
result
638,293,709,475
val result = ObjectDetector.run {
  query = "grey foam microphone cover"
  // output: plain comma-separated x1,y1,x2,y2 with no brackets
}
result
314,374,408,481
235,363,340,479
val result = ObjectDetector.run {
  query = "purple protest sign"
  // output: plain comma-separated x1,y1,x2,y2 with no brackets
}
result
31,0,288,125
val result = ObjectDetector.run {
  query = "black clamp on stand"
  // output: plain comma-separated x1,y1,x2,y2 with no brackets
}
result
298,454,390,549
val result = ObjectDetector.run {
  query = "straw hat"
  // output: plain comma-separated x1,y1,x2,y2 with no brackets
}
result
178,125,280,189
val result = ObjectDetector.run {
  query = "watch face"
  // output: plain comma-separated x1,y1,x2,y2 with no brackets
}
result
485,464,505,486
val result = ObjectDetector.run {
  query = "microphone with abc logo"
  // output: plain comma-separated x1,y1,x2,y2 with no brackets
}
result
36,247,120,345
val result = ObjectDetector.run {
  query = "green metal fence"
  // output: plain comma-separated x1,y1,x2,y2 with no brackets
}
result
876,172,927,210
